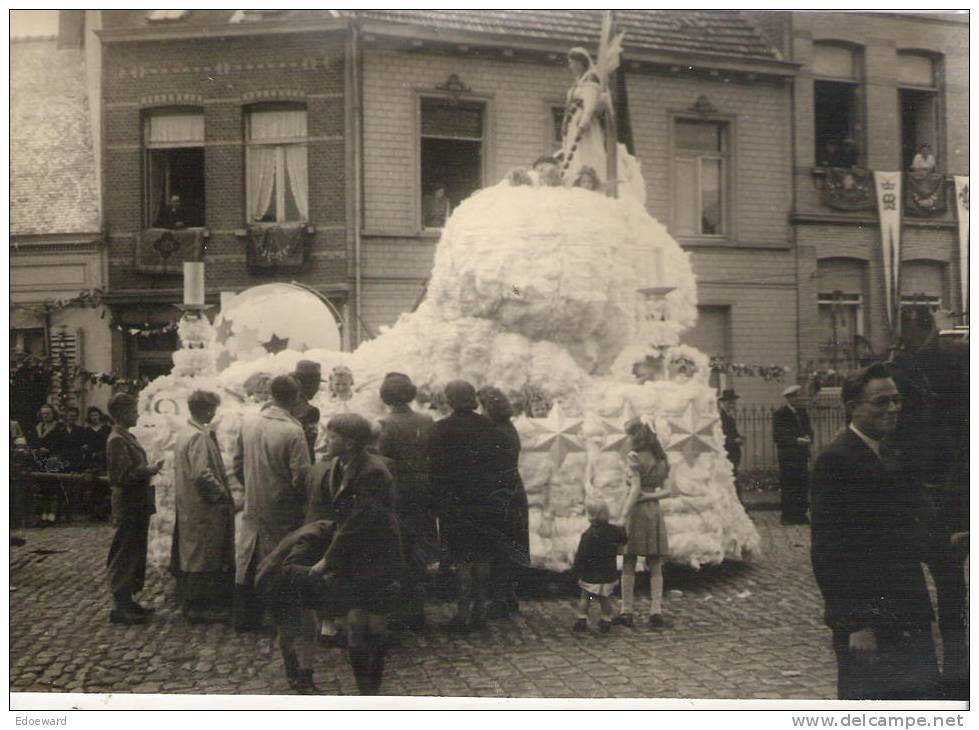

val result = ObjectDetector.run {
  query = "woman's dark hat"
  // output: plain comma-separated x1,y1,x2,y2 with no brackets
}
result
718,388,740,402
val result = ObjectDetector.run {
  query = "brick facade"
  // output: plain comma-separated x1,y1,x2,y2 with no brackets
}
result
359,46,796,404
100,26,349,378
789,12,968,378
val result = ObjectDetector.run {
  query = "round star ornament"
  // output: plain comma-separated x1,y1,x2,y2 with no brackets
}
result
660,401,721,466
525,402,585,469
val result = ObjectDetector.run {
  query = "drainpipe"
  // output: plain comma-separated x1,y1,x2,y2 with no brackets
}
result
349,22,364,346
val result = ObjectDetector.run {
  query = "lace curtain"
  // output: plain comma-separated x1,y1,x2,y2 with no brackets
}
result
145,113,204,145
248,110,308,221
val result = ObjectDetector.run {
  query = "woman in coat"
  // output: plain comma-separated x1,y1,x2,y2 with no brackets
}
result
477,385,530,618
430,380,510,631
377,372,435,629
170,390,235,623
105,393,162,625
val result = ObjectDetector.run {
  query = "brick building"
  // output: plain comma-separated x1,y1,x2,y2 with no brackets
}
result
33,10,964,405
777,12,969,380
97,10,350,379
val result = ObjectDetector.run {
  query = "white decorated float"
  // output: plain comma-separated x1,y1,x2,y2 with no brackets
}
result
138,32,760,572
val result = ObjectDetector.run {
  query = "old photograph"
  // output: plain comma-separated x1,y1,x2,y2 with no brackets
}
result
8,9,969,711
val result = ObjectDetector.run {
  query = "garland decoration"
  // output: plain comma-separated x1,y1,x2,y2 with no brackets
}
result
709,356,788,382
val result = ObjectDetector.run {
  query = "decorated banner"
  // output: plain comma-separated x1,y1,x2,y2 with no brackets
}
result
953,176,969,318
874,171,903,330
905,171,948,217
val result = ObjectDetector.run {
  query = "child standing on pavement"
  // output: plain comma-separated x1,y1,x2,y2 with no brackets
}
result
571,498,627,633
614,417,672,629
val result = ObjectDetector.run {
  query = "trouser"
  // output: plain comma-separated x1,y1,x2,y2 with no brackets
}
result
490,556,518,610
106,514,150,598
453,561,490,622
233,551,265,631
831,626,942,700
926,543,969,699
778,460,809,522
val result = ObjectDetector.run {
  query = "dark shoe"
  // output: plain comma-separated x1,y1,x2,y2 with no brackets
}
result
611,613,634,628
506,598,520,614
469,609,488,631
128,600,155,615
598,619,612,634
185,607,225,625
288,670,319,695
109,607,148,625
648,613,669,628
572,618,588,633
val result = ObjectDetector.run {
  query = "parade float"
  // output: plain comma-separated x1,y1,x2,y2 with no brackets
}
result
138,26,760,572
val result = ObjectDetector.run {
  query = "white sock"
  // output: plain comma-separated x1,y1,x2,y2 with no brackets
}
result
649,561,663,616
620,571,635,614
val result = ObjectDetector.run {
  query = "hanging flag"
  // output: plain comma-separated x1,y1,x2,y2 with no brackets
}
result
953,176,969,319
874,171,903,331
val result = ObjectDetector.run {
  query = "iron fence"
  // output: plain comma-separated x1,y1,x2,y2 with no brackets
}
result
735,404,848,471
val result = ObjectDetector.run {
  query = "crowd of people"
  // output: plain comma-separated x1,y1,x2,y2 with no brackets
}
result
96,363,684,696
10,403,113,524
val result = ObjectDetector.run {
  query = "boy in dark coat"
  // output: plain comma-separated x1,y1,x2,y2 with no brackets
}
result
572,498,627,633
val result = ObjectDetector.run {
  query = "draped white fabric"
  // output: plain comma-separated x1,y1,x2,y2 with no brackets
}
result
249,110,307,141
146,113,204,146
284,145,309,220
248,146,277,222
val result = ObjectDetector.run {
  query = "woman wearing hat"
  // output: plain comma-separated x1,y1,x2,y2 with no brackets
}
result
377,372,435,630
558,47,607,186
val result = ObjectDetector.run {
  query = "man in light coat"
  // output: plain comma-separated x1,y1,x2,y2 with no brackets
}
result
171,390,235,624
233,375,311,633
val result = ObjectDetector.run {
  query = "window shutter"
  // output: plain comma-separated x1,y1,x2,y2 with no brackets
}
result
48,329,82,398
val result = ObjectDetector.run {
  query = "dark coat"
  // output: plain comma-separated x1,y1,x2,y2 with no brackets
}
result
810,427,934,630
61,424,89,472
773,404,813,465
430,409,509,561
378,406,434,519
292,396,320,461
493,419,530,563
573,522,627,584
106,426,156,522
306,450,395,527
85,424,111,472
719,409,742,468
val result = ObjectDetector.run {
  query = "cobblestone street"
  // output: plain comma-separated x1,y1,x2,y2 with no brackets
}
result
9,509,845,701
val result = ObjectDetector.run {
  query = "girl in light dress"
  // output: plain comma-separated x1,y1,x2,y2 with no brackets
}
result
614,417,673,628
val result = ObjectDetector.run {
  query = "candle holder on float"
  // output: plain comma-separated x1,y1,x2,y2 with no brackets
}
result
174,261,215,319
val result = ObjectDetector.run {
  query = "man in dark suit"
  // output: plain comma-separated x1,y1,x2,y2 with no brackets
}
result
717,389,743,501
810,363,941,700
772,384,814,524
291,360,322,461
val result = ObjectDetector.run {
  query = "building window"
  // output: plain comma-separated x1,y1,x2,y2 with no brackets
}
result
818,292,864,371
126,329,178,381
246,106,308,224
898,52,940,172
681,305,731,389
420,97,485,229
144,110,205,228
674,119,728,237
11,328,46,358
813,43,863,168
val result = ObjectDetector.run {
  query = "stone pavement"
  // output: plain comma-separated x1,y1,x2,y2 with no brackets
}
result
10,511,840,699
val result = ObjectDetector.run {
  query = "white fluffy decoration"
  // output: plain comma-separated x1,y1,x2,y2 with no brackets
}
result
140,177,760,570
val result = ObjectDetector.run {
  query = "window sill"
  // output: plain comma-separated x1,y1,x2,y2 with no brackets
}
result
237,223,315,235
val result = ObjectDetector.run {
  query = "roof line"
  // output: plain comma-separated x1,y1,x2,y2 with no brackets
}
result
10,34,59,43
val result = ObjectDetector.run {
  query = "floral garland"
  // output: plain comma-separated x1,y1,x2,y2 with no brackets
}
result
252,226,304,264
9,289,104,316
110,320,179,338
709,356,788,382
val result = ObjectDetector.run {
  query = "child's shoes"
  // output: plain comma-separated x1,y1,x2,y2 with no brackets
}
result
648,613,668,628
572,618,588,633
611,612,634,628
598,619,611,634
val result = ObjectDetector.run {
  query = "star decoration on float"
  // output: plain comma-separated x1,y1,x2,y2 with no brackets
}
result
599,400,637,456
660,401,721,466
214,317,234,345
262,333,290,354
525,402,585,469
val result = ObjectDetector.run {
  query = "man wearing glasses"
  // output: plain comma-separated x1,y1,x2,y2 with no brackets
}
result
810,363,940,699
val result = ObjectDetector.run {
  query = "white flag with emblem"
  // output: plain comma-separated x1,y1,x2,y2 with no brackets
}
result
874,171,902,330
